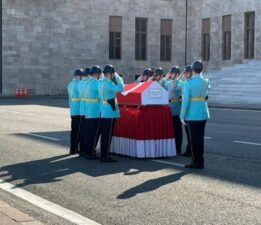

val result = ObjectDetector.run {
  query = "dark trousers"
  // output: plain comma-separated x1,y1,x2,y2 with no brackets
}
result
86,118,101,157
173,116,183,154
70,116,81,153
184,123,192,153
187,120,207,165
100,118,116,159
79,116,87,155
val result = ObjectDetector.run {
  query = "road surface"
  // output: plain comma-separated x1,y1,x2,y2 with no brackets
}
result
0,98,260,225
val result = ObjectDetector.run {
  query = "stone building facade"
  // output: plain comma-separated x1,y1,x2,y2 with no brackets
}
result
1,0,261,96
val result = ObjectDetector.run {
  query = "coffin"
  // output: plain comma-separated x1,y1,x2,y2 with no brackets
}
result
117,81,169,106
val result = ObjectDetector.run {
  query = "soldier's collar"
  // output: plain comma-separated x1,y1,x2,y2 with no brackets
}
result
103,77,111,81
192,74,201,78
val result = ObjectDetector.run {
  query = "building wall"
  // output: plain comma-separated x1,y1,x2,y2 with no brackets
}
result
199,0,261,69
2,0,186,95
2,0,261,96
186,0,202,65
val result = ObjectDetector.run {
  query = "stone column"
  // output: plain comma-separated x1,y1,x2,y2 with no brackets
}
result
186,0,202,65
210,16,222,69
255,9,261,60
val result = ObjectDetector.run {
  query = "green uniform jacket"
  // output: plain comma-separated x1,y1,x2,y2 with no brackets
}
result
85,77,101,119
98,74,124,118
67,79,80,116
78,77,89,116
168,79,183,116
180,74,210,121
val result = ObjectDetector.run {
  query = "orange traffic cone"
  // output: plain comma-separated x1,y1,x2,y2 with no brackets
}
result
15,89,19,97
24,88,28,96
19,89,23,97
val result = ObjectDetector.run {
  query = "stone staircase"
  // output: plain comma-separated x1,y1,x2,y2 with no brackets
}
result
205,61,261,106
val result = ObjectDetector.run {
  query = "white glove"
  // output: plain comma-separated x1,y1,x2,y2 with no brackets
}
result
137,75,143,81
181,119,187,126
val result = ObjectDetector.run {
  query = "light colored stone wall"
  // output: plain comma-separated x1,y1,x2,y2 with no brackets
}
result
199,0,261,70
2,0,261,96
2,0,186,95
186,0,202,65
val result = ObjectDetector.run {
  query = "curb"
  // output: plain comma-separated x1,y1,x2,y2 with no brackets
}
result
208,102,261,111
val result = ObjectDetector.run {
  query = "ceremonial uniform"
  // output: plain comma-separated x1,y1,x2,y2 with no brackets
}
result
98,65,124,162
67,69,83,154
78,68,91,156
180,61,210,169
85,66,102,159
136,68,151,83
182,65,193,157
160,78,170,91
168,79,183,154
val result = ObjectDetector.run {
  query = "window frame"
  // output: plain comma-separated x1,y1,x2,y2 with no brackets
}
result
135,17,148,61
222,15,232,60
109,16,122,60
202,18,211,61
160,19,172,62
244,11,255,59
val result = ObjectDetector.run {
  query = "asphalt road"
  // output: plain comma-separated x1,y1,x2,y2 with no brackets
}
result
0,98,261,225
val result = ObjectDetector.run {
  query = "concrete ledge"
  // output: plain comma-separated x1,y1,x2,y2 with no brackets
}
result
208,102,261,111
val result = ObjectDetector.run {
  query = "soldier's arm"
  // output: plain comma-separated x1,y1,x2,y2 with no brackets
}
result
109,73,124,92
67,83,72,107
180,81,191,120
163,80,170,91
206,78,211,90
167,81,173,100
174,80,183,91
205,79,210,100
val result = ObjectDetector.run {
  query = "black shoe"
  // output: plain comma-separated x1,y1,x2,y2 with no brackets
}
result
181,152,192,157
86,155,99,160
79,153,86,157
185,163,204,169
69,150,77,155
100,157,117,163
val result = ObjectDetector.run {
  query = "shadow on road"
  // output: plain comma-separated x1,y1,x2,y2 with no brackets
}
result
2,130,261,196
0,154,188,193
117,171,188,199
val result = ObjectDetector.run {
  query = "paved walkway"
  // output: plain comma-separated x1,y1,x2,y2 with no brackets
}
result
0,200,43,225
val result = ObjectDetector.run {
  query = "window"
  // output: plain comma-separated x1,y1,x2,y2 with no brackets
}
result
222,15,231,60
245,12,255,59
109,16,122,60
202,18,210,61
135,18,147,60
160,19,172,61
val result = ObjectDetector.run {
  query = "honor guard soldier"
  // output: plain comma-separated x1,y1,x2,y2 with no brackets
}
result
136,68,151,83
98,64,124,162
85,66,102,160
184,65,193,80
182,65,193,157
153,67,169,90
168,66,183,155
180,60,210,169
78,67,91,156
67,69,84,155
